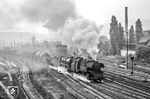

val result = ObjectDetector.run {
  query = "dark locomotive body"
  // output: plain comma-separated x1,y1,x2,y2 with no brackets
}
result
58,56,104,82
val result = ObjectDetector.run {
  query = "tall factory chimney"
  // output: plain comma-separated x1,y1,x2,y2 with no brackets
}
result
125,7,128,69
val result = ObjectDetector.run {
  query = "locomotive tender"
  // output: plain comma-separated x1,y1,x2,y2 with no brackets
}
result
58,56,104,82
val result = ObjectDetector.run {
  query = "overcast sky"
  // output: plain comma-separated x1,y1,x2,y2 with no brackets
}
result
75,0,150,24
1,0,150,30
0,0,150,43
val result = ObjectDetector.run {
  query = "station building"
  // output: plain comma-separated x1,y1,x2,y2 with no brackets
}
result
138,30,150,47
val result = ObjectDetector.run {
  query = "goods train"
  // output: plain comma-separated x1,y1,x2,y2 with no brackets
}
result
58,56,104,82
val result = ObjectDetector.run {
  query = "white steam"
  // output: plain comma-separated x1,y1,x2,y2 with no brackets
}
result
0,0,104,58
61,18,102,58
0,0,76,32
21,0,77,30
49,65,90,82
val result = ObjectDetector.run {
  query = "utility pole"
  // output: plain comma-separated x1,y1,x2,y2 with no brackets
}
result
125,7,129,69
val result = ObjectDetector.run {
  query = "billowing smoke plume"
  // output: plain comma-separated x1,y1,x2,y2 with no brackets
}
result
0,0,76,31
0,0,103,58
21,0,77,30
0,0,22,31
61,18,103,58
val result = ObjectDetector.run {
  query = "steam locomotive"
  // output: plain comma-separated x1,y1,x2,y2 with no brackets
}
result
58,56,104,82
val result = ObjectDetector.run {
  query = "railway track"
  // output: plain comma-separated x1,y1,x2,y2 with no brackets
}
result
103,80,150,99
99,59,150,86
0,55,30,99
93,58,150,98
103,78,150,99
63,72,147,99
100,82,145,99
47,69,87,99
11,74,30,99
51,68,117,99
23,70,43,99
128,65,150,75
5,54,89,99
3,53,150,99
2,54,43,99
105,71,150,89
99,58,150,75
104,71,150,98
12,54,115,99
50,59,150,99
63,69,150,99
49,58,150,99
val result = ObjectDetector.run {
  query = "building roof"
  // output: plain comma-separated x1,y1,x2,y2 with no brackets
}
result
138,30,150,44
143,30,150,33
138,36,150,43
124,42,136,46
147,40,150,46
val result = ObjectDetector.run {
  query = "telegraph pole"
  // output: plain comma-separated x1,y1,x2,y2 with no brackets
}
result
125,7,129,69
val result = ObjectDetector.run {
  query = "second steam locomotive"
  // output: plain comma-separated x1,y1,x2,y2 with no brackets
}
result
58,56,104,82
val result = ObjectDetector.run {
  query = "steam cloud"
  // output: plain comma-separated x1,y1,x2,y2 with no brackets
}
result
61,18,103,58
0,0,22,31
0,0,76,31
0,0,103,58
20,0,103,58
21,0,77,30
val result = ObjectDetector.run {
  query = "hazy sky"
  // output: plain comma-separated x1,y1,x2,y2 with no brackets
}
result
75,0,150,35
1,0,150,30
0,0,150,43
75,0,150,24
8,0,150,20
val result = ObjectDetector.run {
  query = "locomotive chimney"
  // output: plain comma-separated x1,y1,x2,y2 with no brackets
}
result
125,7,128,69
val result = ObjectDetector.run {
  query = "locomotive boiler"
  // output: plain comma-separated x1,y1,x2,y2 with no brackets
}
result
58,56,104,82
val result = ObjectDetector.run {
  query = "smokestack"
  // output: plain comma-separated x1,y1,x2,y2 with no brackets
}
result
125,7,128,69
